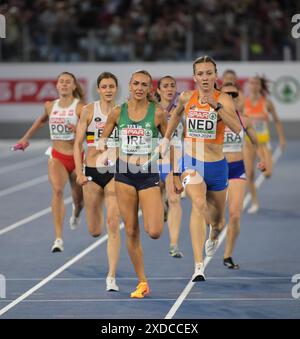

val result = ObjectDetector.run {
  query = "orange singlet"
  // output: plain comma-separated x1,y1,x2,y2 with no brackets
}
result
184,90,225,144
244,96,268,121
244,96,270,143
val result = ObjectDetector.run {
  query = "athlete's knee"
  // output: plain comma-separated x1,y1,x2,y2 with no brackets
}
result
192,196,206,213
89,229,102,238
148,228,162,239
52,187,64,199
107,215,120,235
125,224,139,239
168,195,180,206
229,210,241,225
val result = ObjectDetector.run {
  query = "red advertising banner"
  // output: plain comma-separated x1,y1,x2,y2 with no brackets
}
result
0,79,87,103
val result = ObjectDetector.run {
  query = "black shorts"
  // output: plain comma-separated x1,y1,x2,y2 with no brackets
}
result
114,159,160,191
85,166,114,189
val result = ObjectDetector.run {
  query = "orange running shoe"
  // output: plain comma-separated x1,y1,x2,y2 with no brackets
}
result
130,282,150,298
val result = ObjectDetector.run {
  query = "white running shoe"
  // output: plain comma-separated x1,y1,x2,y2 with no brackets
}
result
69,204,81,230
205,226,219,257
106,277,119,292
51,238,64,253
192,263,206,282
247,203,259,214
205,238,219,257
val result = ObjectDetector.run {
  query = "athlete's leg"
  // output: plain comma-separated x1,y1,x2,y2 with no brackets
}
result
165,172,182,248
139,186,164,239
69,170,84,218
115,181,146,282
83,181,104,237
185,171,207,264
257,144,273,178
206,188,227,239
243,141,259,207
48,158,69,240
224,179,246,259
104,179,121,278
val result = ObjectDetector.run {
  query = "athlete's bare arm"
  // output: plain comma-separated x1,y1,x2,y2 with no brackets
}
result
165,91,191,140
217,93,241,134
74,104,93,181
244,116,258,146
97,105,121,151
155,106,168,137
266,99,286,151
17,101,52,146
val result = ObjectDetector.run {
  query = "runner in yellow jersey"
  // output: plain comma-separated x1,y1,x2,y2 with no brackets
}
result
244,76,286,214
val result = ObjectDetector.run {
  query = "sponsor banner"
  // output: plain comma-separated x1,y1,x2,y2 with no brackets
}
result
0,79,87,103
0,62,300,121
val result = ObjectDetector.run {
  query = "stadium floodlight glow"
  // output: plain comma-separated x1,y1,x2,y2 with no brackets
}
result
0,14,6,38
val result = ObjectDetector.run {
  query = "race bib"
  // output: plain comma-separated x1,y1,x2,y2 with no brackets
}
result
49,117,74,140
95,121,119,148
121,127,154,154
186,108,217,139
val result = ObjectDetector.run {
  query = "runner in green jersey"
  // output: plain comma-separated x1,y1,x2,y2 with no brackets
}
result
98,70,167,299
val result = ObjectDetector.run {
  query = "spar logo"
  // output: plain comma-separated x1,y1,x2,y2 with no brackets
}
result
209,112,217,120
273,76,300,104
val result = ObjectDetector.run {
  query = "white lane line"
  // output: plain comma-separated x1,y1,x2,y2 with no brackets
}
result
165,146,282,319
3,276,291,281
0,175,48,198
0,211,141,317
0,197,72,236
0,297,294,304
0,157,46,175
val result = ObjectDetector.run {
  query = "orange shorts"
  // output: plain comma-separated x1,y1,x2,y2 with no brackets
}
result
51,148,83,174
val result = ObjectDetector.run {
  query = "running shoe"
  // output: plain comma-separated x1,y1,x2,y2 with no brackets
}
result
130,282,150,299
106,277,119,292
169,245,183,258
192,263,206,282
51,238,64,253
69,204,81,230
205,226,219,257
247,203,259,214
223,257,239,269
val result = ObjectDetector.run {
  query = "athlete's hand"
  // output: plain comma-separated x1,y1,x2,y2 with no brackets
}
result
173,174,184,194
66,123,76,133
200,95,218,109
97,138,108,153
76,173,89,186
159,137,170,158
279,139,286,152
96,150,109,167
257,161,266,172
13,138,30,151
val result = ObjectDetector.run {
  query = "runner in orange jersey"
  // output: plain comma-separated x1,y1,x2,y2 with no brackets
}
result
243,76,286,214
161,56,241,281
